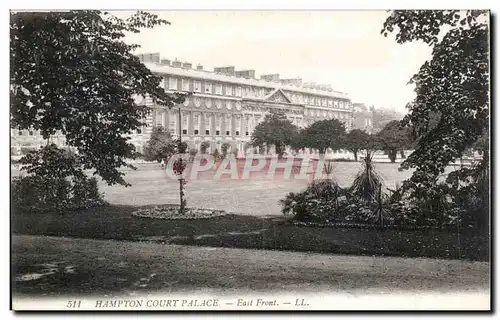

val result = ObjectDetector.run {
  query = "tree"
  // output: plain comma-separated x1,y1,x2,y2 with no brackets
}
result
376,120,413,163
302,119,346,154
200,141,210,154
289,128,306,153
10,11,186,186
251,110,298,158
381,10,489,193
221,142,231,159
371,107,404,133
143,126,177,163
342,129,370,161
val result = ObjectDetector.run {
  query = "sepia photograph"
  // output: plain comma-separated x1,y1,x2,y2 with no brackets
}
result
9,6,491,312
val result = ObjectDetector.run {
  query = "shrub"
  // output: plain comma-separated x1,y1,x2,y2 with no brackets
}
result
221,142,231,158
200,141,210,154
11,175,106,214
212,148,221,160
281,178,347,222
12,144,107,214
350,151,383,201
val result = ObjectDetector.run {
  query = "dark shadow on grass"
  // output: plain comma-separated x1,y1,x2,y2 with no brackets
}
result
11,204,489,261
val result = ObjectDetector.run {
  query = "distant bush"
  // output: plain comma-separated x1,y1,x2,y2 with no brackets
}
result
11,175,106,214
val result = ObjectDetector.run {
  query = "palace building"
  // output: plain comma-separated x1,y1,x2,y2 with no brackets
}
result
131,53,353,155
11,53,353,156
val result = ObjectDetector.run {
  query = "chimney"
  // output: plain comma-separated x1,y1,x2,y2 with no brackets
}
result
161,59,171,66
235,70,255,79
196,64,203,70
172,59,182,68
260,74,280,82
214,66,235,75
280,78,302,86
182,62,192,69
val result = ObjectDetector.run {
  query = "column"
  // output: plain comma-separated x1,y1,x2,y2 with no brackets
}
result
200,112,205,135
221,112,226,136
231,114,236,139
241,114,247,137
189,111,194,136
211,113,216,137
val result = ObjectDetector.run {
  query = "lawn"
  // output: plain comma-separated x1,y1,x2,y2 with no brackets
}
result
67,162,452,216
12,235,490,299
11,204,489,261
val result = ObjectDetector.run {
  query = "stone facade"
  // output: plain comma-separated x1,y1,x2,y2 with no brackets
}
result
351,103,374,134
11,54,354,156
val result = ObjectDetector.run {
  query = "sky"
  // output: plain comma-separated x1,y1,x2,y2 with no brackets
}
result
121,10,434,114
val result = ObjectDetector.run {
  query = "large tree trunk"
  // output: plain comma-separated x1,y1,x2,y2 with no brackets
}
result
388,149,397,163
353,150,358,162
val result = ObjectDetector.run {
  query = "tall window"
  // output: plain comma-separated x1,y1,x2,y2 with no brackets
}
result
169,77,178,90
235,116,241,135
225,85,233,96
236,86,242,97
193,81,201,92
205,114,212,135
182,79,190,91
215,115,222,135
182,113,189,135
225,114,232,135
205,82,212,94
215,84,223,95
193,113,200,134
170,115,177,134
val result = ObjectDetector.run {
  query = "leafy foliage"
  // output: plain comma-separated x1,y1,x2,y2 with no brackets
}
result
342,129,370,161
281,179,347,223
251,110,298,158
382,10,489,190
301,119,346,154
200,141,210,154
143,126,177,163
221,142,231,159
10,10,186,186
376,120,414,162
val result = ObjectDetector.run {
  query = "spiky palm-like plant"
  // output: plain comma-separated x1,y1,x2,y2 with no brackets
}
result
350,150,384,202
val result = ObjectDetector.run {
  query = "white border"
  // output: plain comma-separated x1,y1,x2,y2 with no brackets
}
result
2,1,497,319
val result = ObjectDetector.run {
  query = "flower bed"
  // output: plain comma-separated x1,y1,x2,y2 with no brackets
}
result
132,205,229,220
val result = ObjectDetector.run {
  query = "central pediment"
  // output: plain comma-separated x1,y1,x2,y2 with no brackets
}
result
264,88,292,104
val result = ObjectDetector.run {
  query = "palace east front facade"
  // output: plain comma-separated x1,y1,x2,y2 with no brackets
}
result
11,53,353,157
131,53,353,155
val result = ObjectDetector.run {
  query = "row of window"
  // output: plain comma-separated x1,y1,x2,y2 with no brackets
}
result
165,76,350,108
176,129,247,136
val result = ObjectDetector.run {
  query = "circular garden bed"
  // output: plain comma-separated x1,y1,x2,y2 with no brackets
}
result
132,205,229,220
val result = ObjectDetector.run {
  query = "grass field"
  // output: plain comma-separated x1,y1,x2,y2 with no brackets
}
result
85,162,429,216
11,204,489,261
12,235,490,298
